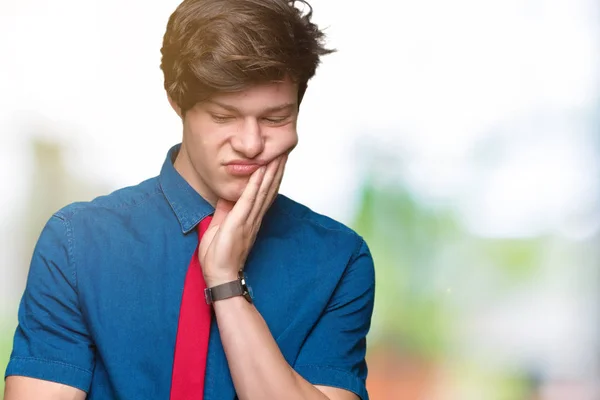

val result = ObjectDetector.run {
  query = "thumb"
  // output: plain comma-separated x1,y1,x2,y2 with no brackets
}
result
200,199,234,260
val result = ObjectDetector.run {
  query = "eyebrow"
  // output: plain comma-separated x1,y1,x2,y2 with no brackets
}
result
208,100,297,114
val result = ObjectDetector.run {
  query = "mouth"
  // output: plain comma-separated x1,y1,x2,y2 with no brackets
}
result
224,161,265,177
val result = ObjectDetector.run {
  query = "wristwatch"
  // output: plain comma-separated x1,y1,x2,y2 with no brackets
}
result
204,270,253,305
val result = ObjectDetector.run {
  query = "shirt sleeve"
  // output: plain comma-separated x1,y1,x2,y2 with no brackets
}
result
5,214,95,392
294,237,375,400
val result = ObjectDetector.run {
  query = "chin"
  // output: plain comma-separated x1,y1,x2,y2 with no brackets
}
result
217,184,245,203
212,174,253,203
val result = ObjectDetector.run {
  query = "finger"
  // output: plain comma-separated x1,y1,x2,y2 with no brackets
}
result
258,154,287,218
252,155,286,222
248,157,281,222
229,165,266,222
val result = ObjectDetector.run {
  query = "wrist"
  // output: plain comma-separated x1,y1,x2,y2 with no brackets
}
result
204,270,253,305
204,271,240,288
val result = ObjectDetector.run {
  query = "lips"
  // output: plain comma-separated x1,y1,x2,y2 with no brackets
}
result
224,162,263,176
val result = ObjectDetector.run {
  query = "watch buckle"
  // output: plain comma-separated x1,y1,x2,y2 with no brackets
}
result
204,288,213,305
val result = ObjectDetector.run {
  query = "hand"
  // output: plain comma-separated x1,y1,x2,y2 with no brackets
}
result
199,154,287,287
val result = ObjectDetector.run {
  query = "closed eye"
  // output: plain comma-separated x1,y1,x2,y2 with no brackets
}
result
211,114,235,123
262,116,290,124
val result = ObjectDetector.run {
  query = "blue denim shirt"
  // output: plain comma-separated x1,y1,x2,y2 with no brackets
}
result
6,144,375,400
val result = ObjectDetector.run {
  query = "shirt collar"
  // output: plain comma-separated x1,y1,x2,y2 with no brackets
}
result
158,143,215,234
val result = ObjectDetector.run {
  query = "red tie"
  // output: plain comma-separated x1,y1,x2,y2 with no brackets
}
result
170,216,213,400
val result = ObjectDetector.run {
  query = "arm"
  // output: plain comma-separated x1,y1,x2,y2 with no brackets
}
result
200,155,373,399
5,376,86,400
4,215,95,399
213,297,358,400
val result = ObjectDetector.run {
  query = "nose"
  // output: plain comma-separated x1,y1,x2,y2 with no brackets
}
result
230,118,264,159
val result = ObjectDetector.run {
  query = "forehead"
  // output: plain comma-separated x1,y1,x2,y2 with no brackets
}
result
207,78,298,114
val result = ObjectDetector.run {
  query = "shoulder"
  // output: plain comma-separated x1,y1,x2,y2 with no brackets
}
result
54,177,162,222
272,194,358,235
44,177,167,262
270,194,372,265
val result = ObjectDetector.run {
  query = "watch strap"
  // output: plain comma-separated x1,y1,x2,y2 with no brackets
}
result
205,280,244,304
204,270,253,305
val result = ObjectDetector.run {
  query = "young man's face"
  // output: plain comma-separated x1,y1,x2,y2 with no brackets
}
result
172,77,299,205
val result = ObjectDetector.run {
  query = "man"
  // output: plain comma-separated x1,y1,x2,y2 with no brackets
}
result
4,0,375,399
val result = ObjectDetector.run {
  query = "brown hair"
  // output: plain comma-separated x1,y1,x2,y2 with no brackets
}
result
160,0,334,114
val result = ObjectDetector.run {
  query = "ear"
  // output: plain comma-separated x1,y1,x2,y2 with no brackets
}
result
167,95,183,118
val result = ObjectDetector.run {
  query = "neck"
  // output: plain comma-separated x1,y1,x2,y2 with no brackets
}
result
173,144,218,207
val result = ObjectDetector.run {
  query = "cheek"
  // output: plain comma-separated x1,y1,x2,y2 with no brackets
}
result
268,128,298,153
184,118,228,157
